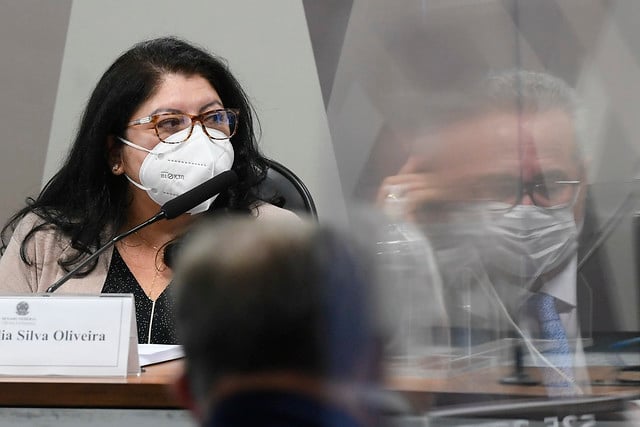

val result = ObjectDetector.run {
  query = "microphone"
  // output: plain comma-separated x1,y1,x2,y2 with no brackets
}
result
499,343,540,386
45,170,238,293
160,170,237,219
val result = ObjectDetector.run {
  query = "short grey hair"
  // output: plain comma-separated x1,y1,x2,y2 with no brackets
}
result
390,69,587,161
482,69,587,159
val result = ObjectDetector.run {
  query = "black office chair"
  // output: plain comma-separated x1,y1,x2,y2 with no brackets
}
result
163,161,317,268
259,159,318,220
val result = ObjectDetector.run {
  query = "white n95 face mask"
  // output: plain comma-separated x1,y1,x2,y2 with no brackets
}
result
118,126,234,214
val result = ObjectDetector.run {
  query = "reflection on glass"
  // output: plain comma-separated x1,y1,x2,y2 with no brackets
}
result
320,0,640,413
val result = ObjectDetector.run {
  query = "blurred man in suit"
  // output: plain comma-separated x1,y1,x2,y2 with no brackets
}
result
378,70,589,394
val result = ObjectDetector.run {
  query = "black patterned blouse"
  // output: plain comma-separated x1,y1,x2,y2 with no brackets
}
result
101,247,177,344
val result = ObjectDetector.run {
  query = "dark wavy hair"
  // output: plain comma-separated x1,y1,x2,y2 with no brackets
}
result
0,36,270,274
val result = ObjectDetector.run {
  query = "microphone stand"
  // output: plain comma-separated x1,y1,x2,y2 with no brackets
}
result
45,211,166,293
44,170,238,293
500,343,540,386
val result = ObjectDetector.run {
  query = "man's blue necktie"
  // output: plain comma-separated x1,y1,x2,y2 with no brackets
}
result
528,292,574,388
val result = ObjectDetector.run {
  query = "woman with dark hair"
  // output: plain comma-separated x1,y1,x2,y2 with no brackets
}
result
0,36,296,344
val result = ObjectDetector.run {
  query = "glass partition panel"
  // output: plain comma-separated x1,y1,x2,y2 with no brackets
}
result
317,0,640,411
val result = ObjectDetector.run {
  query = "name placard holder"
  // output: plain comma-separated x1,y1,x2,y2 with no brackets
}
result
0,294,139,377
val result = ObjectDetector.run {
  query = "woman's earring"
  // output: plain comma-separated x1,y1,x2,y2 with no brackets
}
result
112,164,119,172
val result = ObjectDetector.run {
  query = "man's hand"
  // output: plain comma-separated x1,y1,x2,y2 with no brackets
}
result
376,156,449,223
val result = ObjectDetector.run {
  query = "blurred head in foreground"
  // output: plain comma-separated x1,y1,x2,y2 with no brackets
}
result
173,217,384,425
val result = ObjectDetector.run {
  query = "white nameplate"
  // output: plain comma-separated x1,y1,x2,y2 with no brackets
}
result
0,294,140,377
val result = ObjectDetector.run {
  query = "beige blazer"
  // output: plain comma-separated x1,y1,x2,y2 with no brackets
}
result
0,204,300,294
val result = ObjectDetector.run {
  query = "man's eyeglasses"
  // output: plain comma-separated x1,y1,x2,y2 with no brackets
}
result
127,108,239,143
466,178,581,211
516,180,581,208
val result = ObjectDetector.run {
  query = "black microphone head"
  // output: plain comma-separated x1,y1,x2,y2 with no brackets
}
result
160,170,238,219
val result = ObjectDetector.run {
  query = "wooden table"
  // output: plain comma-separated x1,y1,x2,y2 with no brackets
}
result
0,359,184,408
0,360,638,410
390,365,640,409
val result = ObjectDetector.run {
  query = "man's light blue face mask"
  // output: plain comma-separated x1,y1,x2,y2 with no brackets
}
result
427,201,580,282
